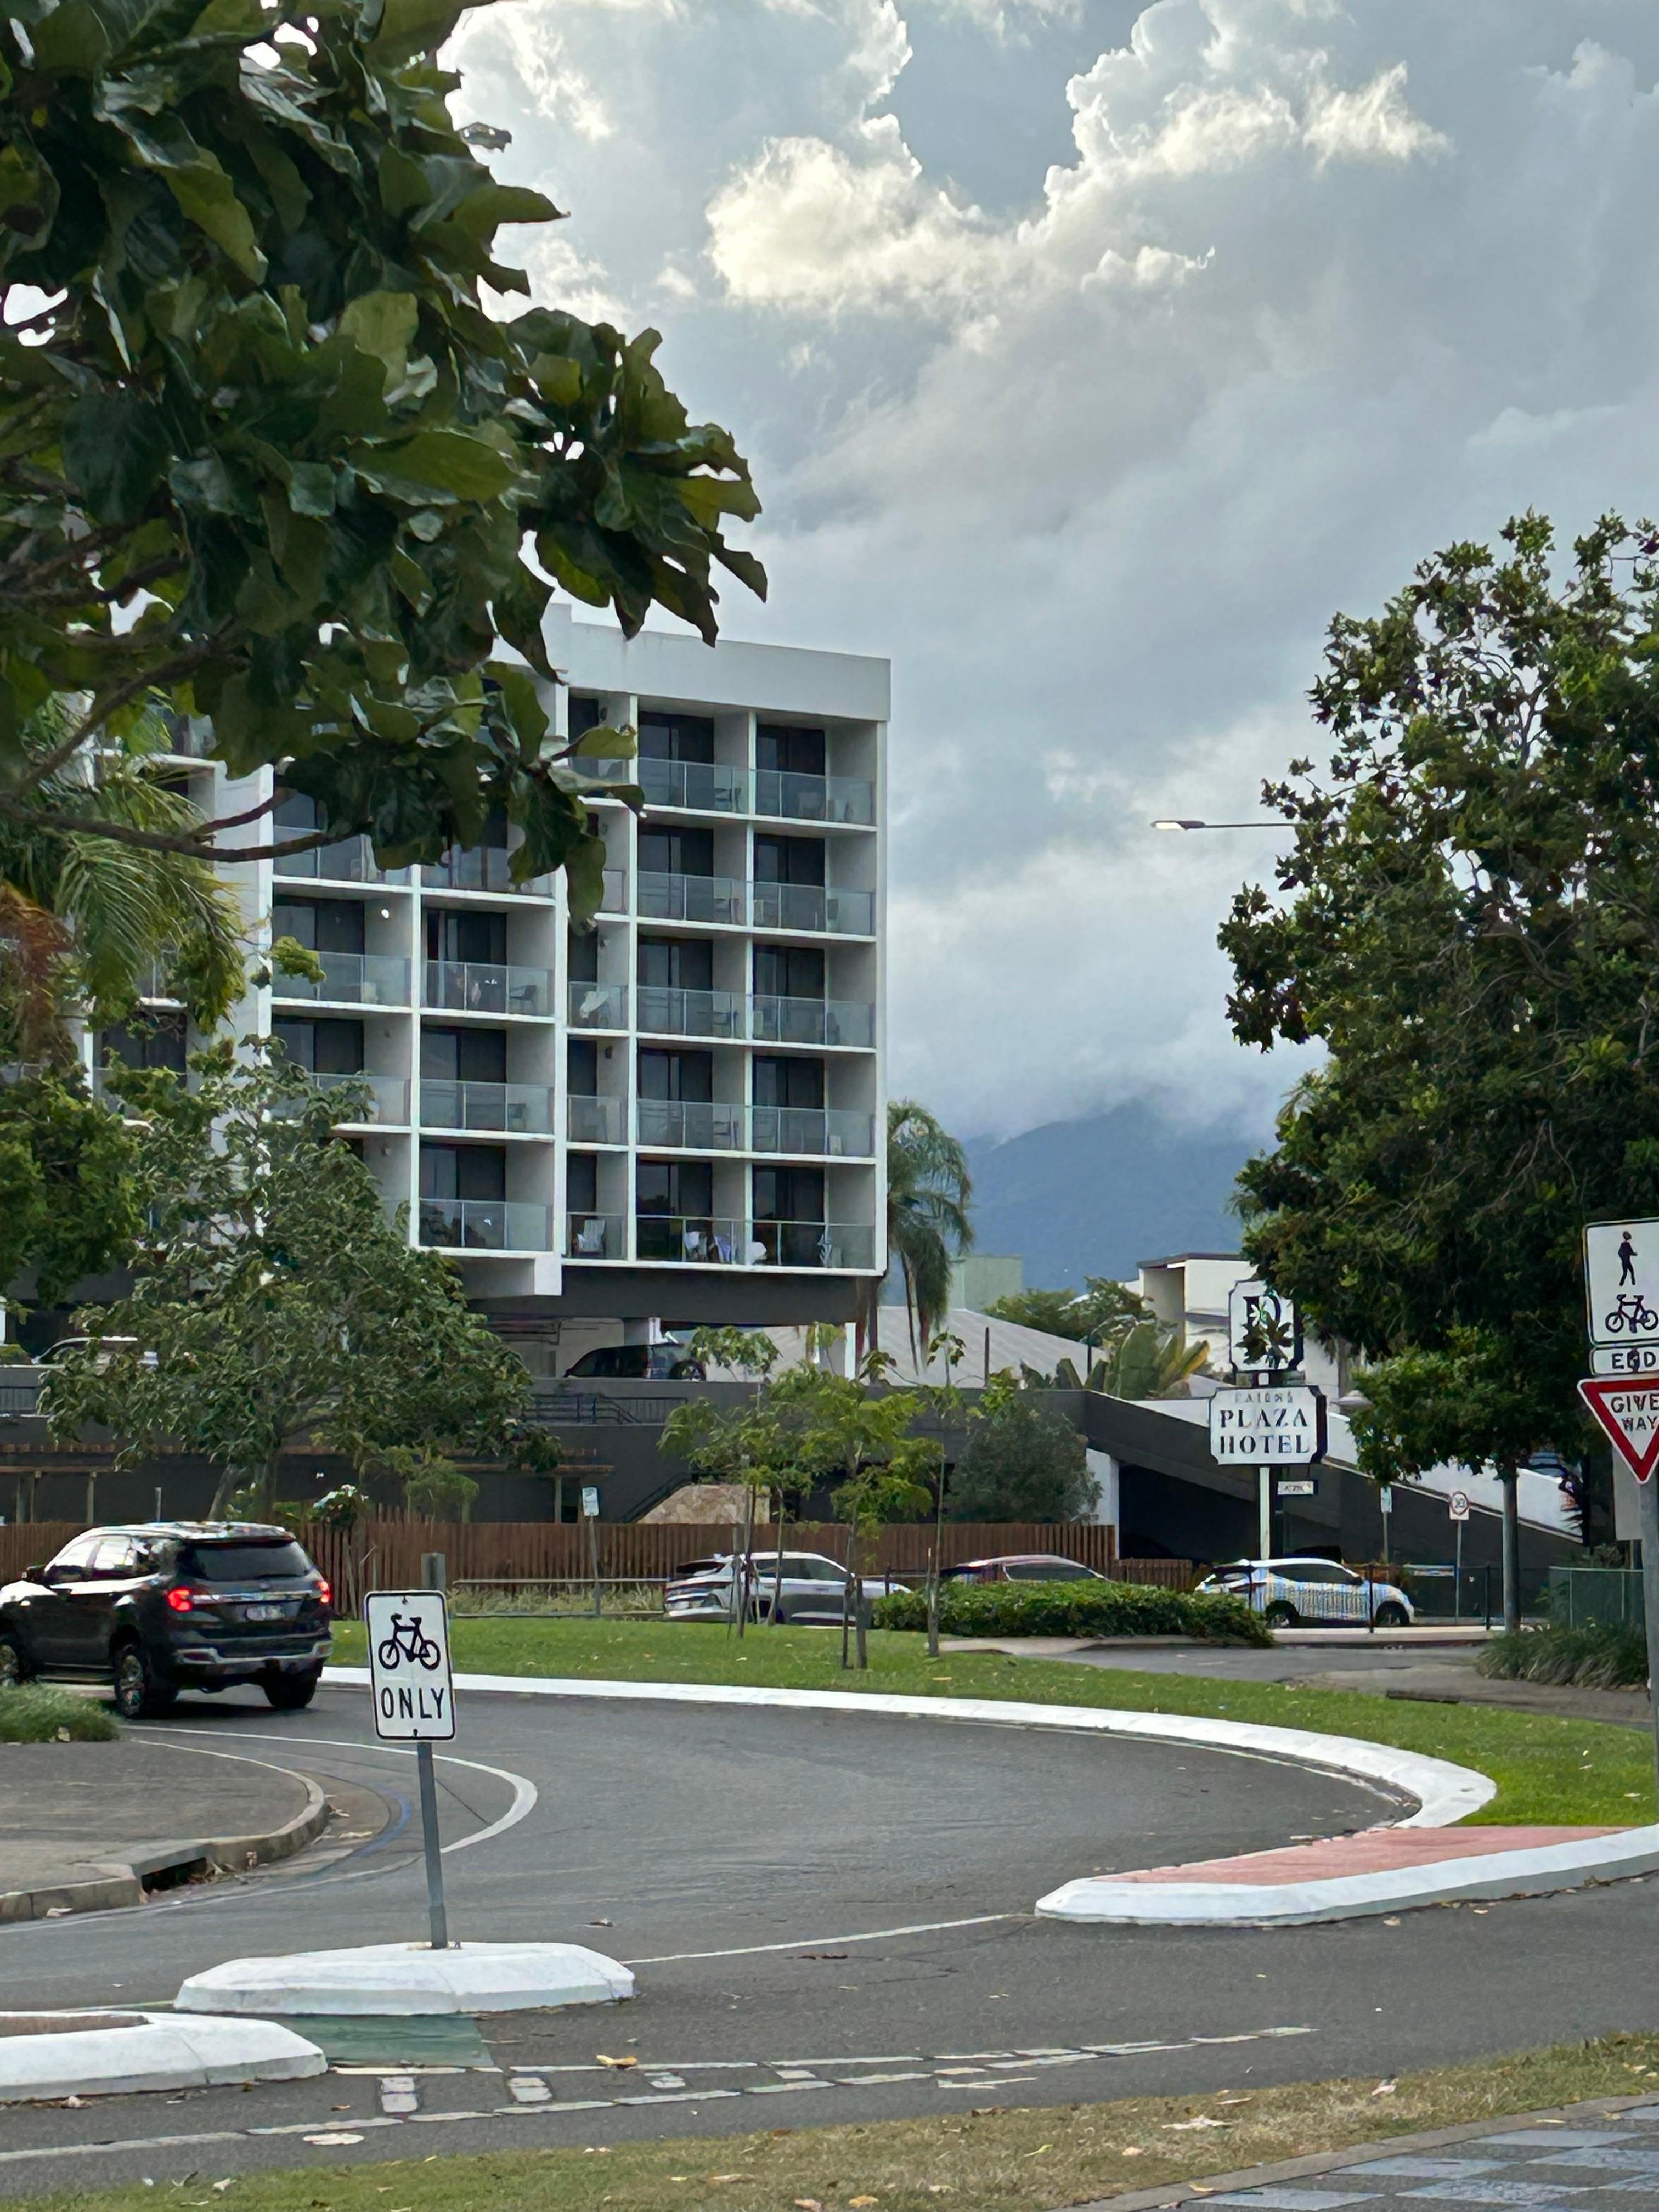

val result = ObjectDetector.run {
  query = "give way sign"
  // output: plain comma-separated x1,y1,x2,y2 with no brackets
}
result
1577,1377,1659,1484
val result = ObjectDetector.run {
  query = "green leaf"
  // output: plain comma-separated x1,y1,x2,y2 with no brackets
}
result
570,722,634,759
338,289,418,390
162,154,267,279
351,428,516,504
61,392,170,526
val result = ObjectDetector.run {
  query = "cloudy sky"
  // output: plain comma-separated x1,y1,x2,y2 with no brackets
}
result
450,0,1659,1144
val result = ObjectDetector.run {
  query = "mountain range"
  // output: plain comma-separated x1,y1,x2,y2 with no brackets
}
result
964,1103,1260,1291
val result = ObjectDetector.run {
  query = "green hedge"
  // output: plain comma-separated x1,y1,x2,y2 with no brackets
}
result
872,1577,1272,1645
1478,1621,1648,1690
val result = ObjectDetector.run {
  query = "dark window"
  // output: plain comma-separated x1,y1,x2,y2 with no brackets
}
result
421,1027,506,1082
637,1158,713,1215
753,1165,823,1222
274,791,320,831
47,1534,100,1577
753,1056,822,1109
274,898,364,955
567,1039,598,1093
637,936,713,991
101,1013,188,1072
178,1540,311,1583
566,1152,599,1211
426,908,505,963
753,945,825,998
420,1143,506,1200
275,1019,364,1075
753,834,825,887
639,710,715,764
757,724,826,777
570,696,606,740
88,1537,139,1580
568,929,599,984
639,1049,713,1102
639,826,714,877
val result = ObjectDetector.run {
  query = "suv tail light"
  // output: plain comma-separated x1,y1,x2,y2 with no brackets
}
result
315,1577,331,1607
165,1587,194,1613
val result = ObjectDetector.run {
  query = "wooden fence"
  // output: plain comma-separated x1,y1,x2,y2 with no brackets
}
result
0,1519,1196,1609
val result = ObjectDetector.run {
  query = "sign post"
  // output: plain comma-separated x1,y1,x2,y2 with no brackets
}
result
365,1587,456,1950
1449,1488,1470,1620
582,1484,601,1617
1577,1374,1659,1798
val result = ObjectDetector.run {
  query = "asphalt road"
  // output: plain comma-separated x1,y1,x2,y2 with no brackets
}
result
4,1677,1659,2191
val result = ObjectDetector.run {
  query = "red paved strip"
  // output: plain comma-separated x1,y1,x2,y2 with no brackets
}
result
1115,1825,1625,1884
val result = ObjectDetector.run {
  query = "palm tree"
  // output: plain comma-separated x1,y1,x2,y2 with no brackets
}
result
1,708,244,1056
863,1099,972,1363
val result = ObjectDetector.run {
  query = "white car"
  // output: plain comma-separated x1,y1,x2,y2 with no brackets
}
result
1196,1556,1414,1629
665,1550,904,1625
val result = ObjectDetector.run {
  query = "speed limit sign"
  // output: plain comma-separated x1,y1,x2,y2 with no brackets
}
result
1449,1489,1471,1522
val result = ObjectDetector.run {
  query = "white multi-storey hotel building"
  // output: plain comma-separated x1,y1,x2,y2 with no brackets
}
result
109,606,888,1362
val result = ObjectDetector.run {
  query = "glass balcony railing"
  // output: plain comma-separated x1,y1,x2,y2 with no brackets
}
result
751,882,874,935
566,1211,624,1259
638,871,746,926
636,1099,744,1150
637,758,750,814
420,1080,552,1135
636,1214,746,1265
754,770,874,826
568,980,628,1029
749,995,875,1048
272,951,410,1007
423,845,551,895
751,1219,876,1269
416,1198,550,1251
749,1107,874,1158
274,836,410,885
313,1071,409,1123
636,985,744,1040
424,960,552,1018
567,1093,626,1144
600,867,628,912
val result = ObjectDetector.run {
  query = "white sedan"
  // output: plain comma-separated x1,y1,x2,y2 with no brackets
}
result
1195,1556,1414,1628
665,1551,902,1624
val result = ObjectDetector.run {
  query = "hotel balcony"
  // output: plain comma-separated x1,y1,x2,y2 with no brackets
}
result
271,952,410,1008
420,1080,554,1135
423,960,553,1018
416,1198,551,1252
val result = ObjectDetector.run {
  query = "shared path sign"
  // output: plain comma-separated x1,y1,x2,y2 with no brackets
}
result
1584,1220,1659,1374
1209,1383,1326,1465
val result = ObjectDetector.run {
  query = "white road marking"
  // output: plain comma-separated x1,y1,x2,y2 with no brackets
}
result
625,1910,1020,1964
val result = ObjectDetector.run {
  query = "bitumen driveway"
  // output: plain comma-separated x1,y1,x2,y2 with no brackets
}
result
2,1677,1659,2191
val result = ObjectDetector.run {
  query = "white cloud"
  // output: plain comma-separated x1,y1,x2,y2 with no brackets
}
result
452,0,1659,1143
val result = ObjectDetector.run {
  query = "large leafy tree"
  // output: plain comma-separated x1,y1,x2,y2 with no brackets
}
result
1220,514,1659,1616
43,1045,538,1514
0,0,762,916
985,1276,1149,1343
947,1389,1097,1525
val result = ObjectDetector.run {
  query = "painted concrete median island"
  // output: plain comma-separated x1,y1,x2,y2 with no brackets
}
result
324,1667,1659,1928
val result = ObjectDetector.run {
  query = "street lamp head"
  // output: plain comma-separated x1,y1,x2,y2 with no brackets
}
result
1152,818,1205,831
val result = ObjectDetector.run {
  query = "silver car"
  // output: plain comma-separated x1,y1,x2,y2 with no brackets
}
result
665,1550,902,1624
1196,1555,1414,1628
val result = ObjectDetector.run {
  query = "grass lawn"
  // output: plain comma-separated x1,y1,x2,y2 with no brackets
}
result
328,1618,1656,1826
24,2033,1659,2212
0,1683,120,1741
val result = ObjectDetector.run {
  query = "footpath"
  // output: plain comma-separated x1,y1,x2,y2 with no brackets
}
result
0,1740,332,1921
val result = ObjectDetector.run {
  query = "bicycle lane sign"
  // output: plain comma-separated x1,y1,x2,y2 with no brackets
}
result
365,1589,455,1741
1584,1220,1659,1375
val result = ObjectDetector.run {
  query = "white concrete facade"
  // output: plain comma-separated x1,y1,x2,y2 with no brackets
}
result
102,608,888,1348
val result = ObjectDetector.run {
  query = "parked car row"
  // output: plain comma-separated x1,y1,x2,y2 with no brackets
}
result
664,1550,1108,1622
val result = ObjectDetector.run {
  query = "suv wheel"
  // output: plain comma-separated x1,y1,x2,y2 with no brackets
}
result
1263,1600,1300,1628
0,1633,27,1689
1373,1600,1409,1628
112,1640,177,1720
262,1663,321,1711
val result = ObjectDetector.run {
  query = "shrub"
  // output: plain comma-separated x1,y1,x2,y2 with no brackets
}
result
1478,1622,1647,1690
0,1685,121,1741
949,1395,1097,1521
873,1576,1272,1645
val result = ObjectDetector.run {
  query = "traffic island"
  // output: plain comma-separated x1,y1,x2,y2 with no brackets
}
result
1037,1819,1659,1925
0,2011,325,2102
174,1940,636,2016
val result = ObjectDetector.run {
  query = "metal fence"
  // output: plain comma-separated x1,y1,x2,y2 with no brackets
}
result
1547,1565,1645,1630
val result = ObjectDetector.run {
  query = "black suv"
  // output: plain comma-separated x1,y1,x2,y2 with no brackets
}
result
0,1522,333,1719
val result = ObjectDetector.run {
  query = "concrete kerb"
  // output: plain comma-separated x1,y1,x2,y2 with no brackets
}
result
316,1667,1659,1927
175,1941,635,2017
0,2013,326,2103
0,1765,330,1926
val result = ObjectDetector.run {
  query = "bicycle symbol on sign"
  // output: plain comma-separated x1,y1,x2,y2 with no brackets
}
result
376,1612,443,1671
1604,1293,1659,1336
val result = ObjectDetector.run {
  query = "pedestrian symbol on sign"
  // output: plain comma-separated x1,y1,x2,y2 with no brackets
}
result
1621,1231,1639,1286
